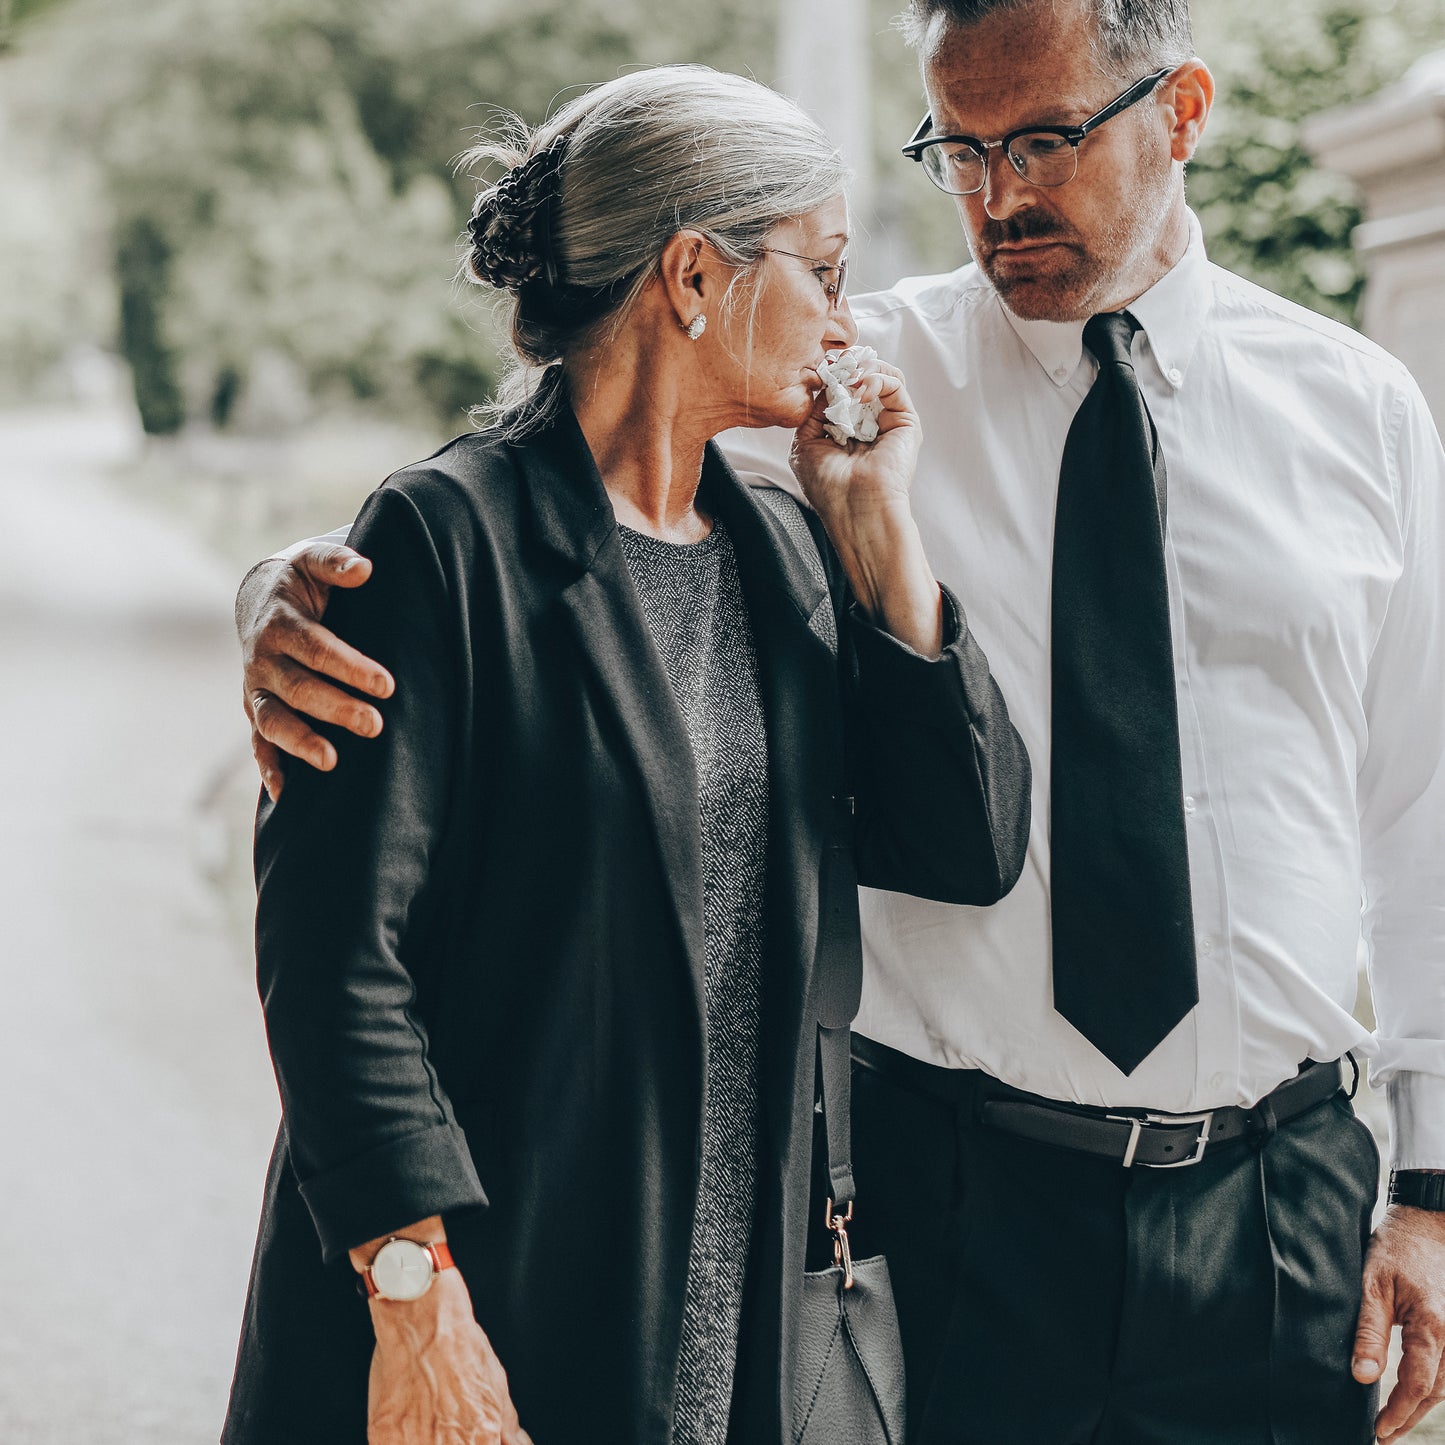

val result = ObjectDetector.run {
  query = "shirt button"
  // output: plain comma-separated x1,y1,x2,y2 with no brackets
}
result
1054,366,1069,380
1184,795,1196,814
1167,367,1183,386
1199,934,1214,954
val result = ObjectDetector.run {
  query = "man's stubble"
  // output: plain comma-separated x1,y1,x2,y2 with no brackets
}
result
969,122,1181,322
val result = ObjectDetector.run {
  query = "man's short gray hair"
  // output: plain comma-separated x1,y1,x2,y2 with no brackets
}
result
898,0,1194,80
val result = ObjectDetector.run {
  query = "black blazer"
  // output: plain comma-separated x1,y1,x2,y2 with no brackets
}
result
223,391,1030,1445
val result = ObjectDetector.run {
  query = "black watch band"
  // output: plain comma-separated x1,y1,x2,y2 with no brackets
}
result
1388,1170,1445,1211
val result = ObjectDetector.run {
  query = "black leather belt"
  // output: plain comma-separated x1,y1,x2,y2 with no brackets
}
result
851,1035,1351,1169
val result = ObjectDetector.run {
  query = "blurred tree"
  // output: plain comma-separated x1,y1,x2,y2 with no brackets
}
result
10,0,772,433
1,0,64,50
1189,0,1445,325
117,217,186,434
3,0,1442,430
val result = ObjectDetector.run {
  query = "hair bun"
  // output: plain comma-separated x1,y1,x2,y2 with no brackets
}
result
466,137,567,289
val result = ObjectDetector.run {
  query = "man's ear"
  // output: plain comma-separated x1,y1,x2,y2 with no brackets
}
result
1163,59,1214,163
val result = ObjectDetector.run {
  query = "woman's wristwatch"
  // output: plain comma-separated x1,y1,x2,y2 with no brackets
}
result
358,1237,456,1300
1388,1171,1445,1211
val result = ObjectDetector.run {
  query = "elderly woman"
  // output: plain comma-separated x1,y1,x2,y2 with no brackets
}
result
224,65,1028,1445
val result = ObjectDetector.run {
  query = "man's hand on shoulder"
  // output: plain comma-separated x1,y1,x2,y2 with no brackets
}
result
1354,1203,1445,1440
236,542,394,800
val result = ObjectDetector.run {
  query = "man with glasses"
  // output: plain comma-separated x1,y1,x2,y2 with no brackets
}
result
808,6,1442,1443
233,1,1445,1440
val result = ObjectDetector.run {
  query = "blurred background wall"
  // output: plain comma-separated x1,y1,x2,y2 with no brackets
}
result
1,1,1443,1441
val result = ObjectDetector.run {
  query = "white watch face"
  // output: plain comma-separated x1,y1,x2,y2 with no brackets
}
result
371,1238,435,1301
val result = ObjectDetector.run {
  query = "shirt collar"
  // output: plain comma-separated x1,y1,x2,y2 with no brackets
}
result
996,209,1213,391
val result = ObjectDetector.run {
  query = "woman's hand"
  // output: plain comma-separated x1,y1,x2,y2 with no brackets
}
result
789,357,922,527
789,357,943,658
366,1271,533,1445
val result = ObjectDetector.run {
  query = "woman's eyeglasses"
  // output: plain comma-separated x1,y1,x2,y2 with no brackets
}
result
760,247,849,308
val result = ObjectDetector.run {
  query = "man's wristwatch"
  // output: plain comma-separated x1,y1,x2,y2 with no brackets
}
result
358,1237,456,1300
1388,1171,1445,1212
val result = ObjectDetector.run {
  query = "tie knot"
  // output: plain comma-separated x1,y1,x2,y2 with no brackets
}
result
1083,311,1140,369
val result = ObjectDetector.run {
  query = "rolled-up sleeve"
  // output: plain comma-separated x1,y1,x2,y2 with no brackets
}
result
254,481,487,1260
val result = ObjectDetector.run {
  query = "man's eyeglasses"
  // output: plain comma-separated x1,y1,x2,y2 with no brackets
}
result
760,247,849,308
901,67,1174,196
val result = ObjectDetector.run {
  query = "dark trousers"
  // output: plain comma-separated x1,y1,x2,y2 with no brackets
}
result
847,1040,1380,1445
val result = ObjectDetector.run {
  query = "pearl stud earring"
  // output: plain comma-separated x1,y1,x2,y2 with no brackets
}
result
683,315,707,341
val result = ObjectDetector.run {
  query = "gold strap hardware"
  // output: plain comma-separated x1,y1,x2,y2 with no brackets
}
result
824,1198,855,1290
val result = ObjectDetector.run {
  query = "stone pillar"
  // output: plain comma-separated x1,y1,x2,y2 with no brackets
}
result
1305,52,1445,424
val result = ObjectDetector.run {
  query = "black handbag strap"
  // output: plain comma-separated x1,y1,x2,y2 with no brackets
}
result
818,1023,856,1208
816,790,862,1212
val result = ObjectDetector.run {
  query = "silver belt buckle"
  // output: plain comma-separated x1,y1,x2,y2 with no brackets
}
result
1107,1110,1213,1168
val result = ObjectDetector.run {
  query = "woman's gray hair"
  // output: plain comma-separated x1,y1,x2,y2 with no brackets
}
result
458,65,849,433
897,0,1193,81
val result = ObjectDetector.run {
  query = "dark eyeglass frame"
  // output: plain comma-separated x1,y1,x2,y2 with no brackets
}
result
759,246,849,308
900,66,1176,195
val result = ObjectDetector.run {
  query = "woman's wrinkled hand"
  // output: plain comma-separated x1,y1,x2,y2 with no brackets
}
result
366,1271,533,1445
788,355,923,538
788,355,943,657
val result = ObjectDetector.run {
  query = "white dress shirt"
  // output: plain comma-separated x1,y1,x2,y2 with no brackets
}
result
719,213,1445,1166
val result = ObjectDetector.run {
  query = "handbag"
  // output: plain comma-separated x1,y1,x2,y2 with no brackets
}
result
792,1019,907,1445
752,492,905,1442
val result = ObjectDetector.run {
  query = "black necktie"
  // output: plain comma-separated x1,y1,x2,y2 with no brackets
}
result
1049,311,1197,1076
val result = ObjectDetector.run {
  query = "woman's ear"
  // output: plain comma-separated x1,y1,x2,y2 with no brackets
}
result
1164,60,1214,164
657,229,721,333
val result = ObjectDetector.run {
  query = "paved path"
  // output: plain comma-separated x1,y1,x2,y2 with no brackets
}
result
0,407,278,1443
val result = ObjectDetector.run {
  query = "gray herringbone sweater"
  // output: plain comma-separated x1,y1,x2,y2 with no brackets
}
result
618,520,768,1445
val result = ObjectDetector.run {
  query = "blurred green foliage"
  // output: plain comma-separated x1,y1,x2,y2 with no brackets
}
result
1,0,1442,431
5,0,775,433
0,0,62,46
1191,0,1445,324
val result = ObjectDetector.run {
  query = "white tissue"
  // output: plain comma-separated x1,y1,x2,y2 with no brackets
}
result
816,346,883,446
